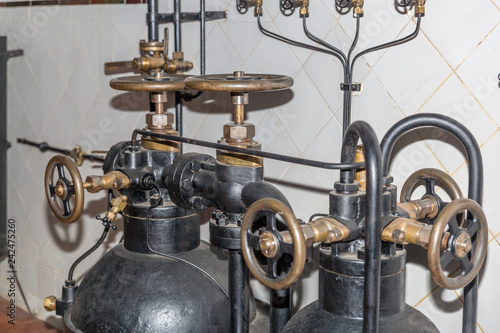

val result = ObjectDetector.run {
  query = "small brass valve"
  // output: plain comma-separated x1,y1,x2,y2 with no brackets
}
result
353,0,364,15
83,171,130,194
105,196,128,222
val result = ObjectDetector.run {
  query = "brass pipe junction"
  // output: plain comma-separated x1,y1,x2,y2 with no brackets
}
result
397,196,439,220
269,217,350,249
84,171,130,193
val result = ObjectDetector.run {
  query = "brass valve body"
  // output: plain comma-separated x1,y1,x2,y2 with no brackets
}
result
105,195,128,222
84,171,130,194
279,217,350,247
353,0,364,15
397,197,439,220
142,92,180,152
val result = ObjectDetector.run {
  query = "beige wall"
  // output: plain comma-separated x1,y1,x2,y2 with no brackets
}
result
1,0,500,331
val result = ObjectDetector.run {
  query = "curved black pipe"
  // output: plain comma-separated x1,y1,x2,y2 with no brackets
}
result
340,121,383,333
380,113,483,204
241,181,292,210
379,113,483,333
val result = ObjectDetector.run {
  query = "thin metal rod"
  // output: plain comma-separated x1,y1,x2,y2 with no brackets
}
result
340,121,382,333
17,138,105,163
229,250,250,333
302,17,346,65
342,14,360,134
0,37,7,259
174,0,182,52
257,15,345,64
147,0,159,41
131,129,365,170
200,0,206,75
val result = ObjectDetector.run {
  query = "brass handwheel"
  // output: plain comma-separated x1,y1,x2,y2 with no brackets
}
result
241,198,306,290
109,74,190,92
44,155,84,223
184,72,293,92
428,198,487,290
400,168,463,220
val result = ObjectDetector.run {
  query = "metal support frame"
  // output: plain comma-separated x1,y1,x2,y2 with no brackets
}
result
0,37,22,258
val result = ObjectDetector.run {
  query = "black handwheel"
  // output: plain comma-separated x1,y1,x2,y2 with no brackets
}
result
241,198,306,290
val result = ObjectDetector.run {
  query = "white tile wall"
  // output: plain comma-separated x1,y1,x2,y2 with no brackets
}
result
1,1,500,332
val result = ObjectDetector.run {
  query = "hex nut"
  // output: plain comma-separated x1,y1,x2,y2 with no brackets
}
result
146,112,174,128
223,123,255,141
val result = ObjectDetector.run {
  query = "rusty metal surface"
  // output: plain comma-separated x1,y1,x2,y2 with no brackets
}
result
110,74,190,92
185,73,293,92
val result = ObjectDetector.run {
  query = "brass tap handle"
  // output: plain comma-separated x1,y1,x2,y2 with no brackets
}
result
163,27,169,61
44,155,84,224
241,198,306,290
428,198,487,290
104,61,135,75
70,145,84,166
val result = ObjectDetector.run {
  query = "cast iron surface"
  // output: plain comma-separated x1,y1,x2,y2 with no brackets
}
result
282,302,439,333
67,242,230,333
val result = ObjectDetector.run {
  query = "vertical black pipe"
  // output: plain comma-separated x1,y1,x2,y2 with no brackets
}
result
340,121,383,333
0,37,7,258
229,250,250,333
200,0,206,75
147,0,159,41
270,287,292,333
174,0,183,152
379,114,483,333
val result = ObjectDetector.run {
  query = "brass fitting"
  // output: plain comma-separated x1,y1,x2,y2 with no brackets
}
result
105,195,128,222
355,145,366,190
397,196,439,220
223,123,256,142
415,0,426,14
253,0,263,16
70,145,85,166
164,52,194,74
382,217,449,250
353,0,364,15
44,296,57,312
146,112,174,130
299,0,309,16
280,217,350,247
83,171,130,194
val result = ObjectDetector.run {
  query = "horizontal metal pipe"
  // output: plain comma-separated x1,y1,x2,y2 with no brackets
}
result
131,130,364,170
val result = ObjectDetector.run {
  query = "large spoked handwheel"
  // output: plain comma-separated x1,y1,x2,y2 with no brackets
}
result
400,168,463,220
241,198,306,290
44,155,84,223
428,198,487,290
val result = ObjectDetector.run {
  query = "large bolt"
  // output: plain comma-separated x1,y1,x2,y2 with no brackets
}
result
189,196,203,210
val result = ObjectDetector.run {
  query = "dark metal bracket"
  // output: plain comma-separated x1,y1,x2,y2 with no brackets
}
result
340,83,361,92
153,11,227,24
0,49,23,60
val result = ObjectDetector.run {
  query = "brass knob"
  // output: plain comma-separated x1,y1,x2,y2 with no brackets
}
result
43,296,57,312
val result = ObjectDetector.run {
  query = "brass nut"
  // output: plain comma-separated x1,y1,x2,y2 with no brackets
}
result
259,231,279,258
454,232,472,259
146,112,174,129
172,52,183,60
44,296,57,312
223,123,255,141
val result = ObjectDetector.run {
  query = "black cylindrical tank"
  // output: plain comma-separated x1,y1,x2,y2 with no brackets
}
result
283,240,439,333
62,202,249,333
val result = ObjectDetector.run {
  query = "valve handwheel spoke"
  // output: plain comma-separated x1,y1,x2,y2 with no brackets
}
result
400,168,464,222
44,155,85,224
241,198,306,290
428,198,487,290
